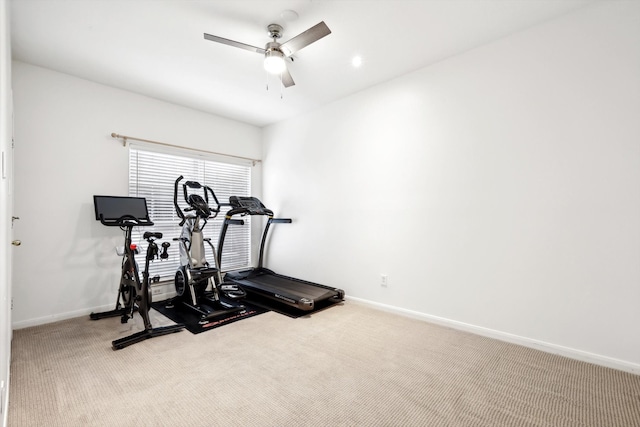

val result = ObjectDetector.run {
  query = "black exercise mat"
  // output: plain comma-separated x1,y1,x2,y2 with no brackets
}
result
241,293,344,318
152,298,268,334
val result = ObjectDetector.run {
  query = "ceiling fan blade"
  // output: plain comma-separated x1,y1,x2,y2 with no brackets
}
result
203,33,266,54
280,21,331,57
281,66,295,88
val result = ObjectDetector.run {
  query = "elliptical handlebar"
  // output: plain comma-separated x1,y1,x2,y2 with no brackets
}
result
174,175,221,226
174,176,186,226
202,185,221,218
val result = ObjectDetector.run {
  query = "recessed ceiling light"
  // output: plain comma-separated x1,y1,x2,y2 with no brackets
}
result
351,55,363,68
280,9,299,21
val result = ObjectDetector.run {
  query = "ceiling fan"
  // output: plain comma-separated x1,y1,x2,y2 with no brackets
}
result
203,21,331,88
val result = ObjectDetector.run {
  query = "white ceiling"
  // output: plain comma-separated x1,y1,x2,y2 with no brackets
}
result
10,0,595,127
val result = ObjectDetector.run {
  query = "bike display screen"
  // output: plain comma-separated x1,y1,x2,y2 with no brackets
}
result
93,195,150,222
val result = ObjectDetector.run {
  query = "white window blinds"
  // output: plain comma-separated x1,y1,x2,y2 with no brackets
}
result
129,146,252,281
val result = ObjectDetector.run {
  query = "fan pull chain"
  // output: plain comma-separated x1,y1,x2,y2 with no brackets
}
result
264,71,284,100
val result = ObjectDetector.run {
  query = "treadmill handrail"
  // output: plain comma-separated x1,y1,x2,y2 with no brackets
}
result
217,196,289,270
269,218,292,224
257,217,291,268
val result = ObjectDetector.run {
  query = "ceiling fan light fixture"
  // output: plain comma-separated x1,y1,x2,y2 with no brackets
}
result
264,49,286,74
204,21,331,88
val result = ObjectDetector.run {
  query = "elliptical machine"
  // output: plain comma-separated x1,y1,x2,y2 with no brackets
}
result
91,195,185,350
170,176,246,323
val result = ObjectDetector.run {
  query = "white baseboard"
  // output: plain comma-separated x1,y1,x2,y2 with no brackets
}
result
12,287,177,330
12,306,99,330
12,291,639,375
347,296,640,376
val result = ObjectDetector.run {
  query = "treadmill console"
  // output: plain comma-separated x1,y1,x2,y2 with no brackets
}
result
229,196,273,216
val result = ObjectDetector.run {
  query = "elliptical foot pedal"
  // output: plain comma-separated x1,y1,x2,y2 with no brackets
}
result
197,304,246,323
220,282,246,299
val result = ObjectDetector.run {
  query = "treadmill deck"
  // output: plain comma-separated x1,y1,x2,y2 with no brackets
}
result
225,269,344,311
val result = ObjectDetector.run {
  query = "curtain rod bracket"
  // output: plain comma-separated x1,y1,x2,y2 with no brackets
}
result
111,132,127,147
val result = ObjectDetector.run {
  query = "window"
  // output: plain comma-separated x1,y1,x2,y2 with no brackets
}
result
128,145,252,281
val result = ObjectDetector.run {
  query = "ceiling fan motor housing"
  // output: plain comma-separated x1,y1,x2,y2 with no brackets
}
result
265,41,283,54
267,24,284,39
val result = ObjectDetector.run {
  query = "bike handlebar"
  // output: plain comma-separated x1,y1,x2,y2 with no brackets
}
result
99,214,154,228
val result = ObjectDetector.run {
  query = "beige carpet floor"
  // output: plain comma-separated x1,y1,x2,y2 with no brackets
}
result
8,301,640,426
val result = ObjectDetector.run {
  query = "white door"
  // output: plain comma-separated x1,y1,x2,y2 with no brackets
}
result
1,1,13,424
0,90,13,427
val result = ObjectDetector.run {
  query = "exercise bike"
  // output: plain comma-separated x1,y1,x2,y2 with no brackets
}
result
169,176,246,323
91,195,185,350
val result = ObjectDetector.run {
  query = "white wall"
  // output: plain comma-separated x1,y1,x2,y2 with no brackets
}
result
1,0,12,423
11,61,262,327
262,1,640,372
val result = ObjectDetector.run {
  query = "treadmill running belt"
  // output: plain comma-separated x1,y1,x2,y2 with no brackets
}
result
238,273,337,301
226,268,344,312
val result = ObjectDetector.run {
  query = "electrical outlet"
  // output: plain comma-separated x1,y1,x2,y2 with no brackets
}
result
381,274,388,287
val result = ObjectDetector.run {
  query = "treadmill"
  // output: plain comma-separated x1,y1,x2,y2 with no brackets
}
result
217,196,345,311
